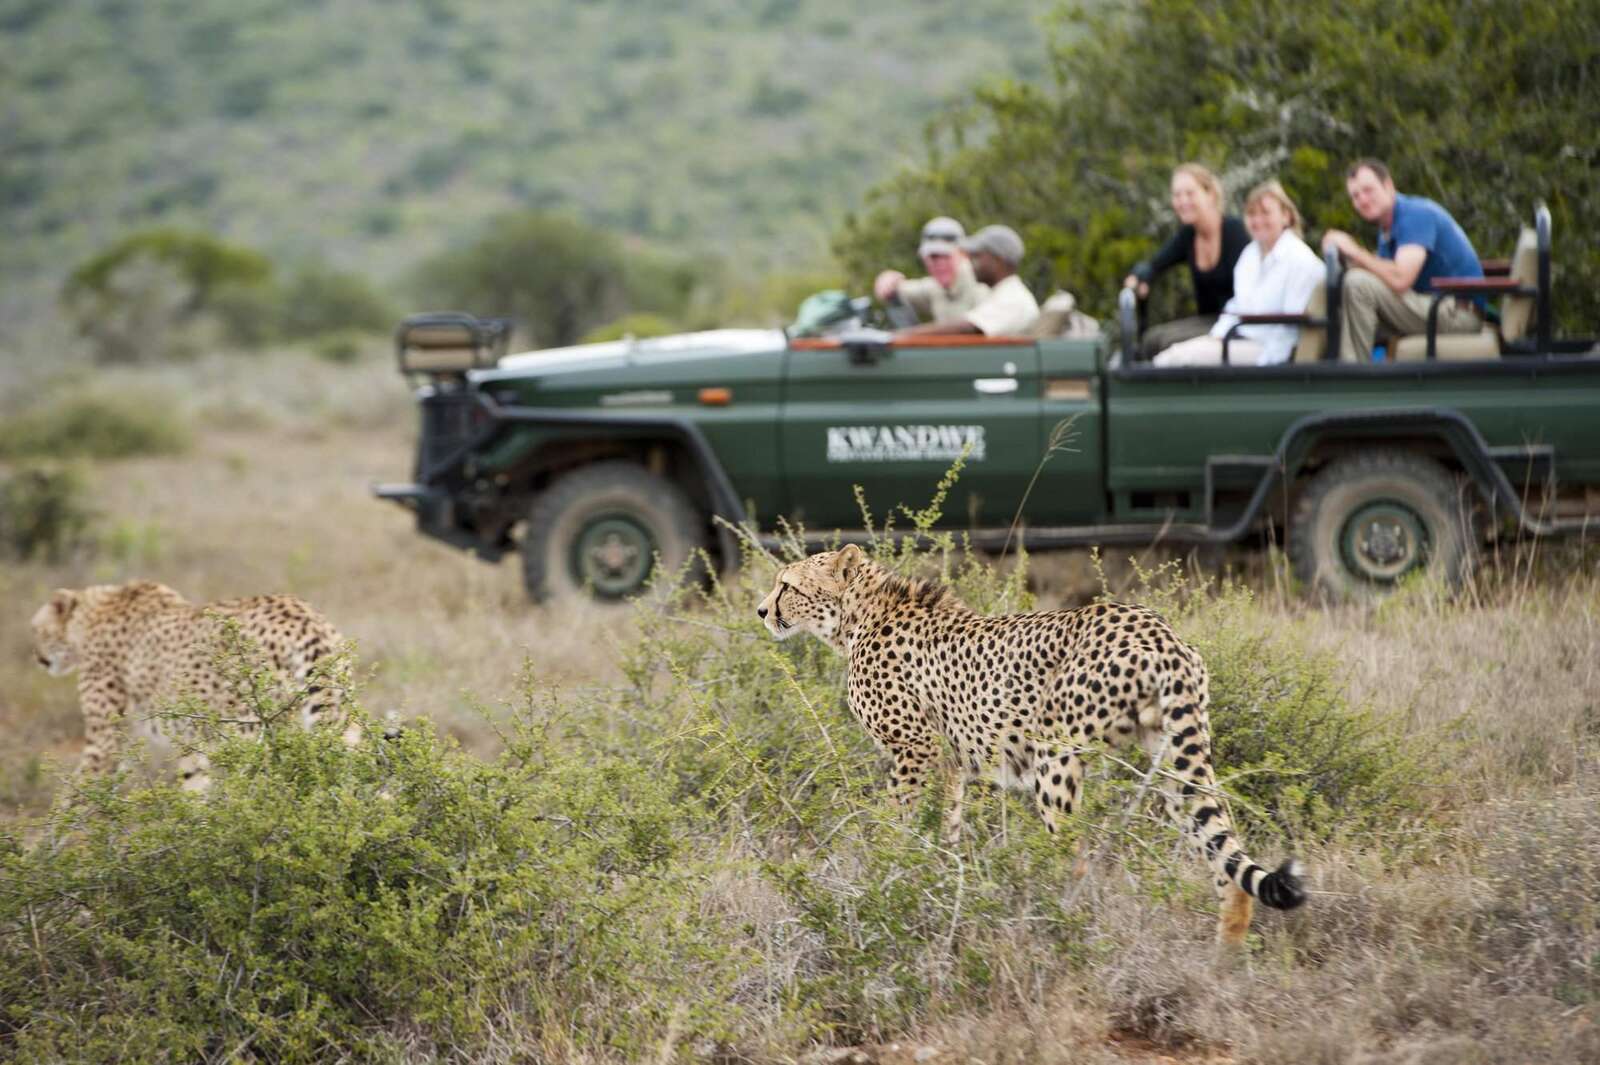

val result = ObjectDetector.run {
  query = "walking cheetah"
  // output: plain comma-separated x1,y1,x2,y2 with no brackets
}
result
756,545,1305,945
30,581,355,791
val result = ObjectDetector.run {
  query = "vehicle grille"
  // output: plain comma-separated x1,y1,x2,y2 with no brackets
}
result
416,387,479,480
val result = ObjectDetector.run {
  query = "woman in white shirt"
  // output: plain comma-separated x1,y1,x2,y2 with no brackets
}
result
1154,181,1324,367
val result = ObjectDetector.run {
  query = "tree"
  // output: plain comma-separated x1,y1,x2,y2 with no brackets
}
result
834,0,1600,332
412,212,701,349
61,228,274,362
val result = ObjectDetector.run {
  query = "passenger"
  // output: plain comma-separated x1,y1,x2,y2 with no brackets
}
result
1154,181,1323,367
895,224,1039,338
873,216,989,323
1321,159,1484,362
1123,163,1252,358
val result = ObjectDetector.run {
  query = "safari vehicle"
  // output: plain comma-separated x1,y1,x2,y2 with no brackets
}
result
377,205,1600,602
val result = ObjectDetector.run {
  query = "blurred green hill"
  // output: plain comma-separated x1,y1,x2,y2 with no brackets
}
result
0,0,1047,316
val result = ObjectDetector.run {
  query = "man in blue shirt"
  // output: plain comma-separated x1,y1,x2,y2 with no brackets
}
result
1321,159,1484,361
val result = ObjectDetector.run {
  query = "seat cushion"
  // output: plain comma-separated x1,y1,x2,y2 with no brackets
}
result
1291,285,1328,363
1500,225,1539,342
1392,328,1500,361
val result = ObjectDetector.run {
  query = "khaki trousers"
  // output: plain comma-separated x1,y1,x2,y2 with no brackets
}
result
1339,268,1482,362
1140,314,1216,359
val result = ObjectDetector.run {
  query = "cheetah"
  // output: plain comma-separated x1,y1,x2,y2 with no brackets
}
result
756,545,1305,945
30,580,356,791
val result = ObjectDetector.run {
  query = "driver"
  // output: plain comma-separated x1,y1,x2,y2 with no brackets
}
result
873,216,989,323
895,224,1040,338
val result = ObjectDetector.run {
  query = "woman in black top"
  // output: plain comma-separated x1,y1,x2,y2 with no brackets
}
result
1123,163,1251,358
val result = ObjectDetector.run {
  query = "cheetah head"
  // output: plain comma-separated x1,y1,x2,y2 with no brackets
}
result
30,589,82,677
756,545,865,643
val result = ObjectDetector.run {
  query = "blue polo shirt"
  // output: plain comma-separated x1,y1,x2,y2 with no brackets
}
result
1378,194,1483,294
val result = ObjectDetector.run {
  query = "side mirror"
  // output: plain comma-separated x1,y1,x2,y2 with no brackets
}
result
840,327,894,366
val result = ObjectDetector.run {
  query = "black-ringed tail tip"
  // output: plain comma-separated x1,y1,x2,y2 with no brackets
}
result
1256,859,1308,910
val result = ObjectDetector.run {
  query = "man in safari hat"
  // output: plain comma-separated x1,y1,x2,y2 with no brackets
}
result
896,223,1040,338
873,216,989,323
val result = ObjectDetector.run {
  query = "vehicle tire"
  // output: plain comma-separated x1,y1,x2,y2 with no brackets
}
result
521,461,708,603
1288,450,1475,603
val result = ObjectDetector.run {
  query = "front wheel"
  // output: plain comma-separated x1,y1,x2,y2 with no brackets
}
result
1288,451,1475,603
521,462,708,603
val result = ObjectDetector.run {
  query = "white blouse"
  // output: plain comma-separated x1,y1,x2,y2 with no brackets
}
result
1209,230,1325,365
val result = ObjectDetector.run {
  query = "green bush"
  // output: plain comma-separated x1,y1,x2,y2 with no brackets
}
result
1186,592,1442,847
0,701,743,1061
0,391,191,461
1091,563,1443,848
0,464,95,561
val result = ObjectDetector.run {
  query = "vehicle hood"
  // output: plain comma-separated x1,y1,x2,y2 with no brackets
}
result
471,328,786,384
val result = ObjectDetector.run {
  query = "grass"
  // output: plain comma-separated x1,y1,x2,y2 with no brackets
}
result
1,348,1598,1061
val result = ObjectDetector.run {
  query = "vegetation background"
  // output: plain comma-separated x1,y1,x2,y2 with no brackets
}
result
8,0,1596,351
0,0,1048,340
2,1,1599,1062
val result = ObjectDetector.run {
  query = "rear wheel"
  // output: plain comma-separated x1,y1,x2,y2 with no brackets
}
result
521,462,707,603
1288,451,1475,602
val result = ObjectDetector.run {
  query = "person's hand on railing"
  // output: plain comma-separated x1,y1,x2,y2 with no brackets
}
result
874,270,906,303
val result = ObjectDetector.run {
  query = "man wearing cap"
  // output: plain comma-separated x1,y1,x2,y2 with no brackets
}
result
896,224,1040,338
874,216,989,324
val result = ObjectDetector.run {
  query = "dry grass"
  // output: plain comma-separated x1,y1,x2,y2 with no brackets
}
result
3,348,1599,1062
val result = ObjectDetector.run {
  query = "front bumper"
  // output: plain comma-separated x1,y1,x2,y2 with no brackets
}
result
372,482,505,560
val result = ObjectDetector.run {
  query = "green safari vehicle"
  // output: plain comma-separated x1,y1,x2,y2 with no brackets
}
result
377,205,1600,602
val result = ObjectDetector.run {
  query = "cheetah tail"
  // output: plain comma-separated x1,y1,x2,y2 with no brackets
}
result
1251,858,1307,911
1198,798,1307,909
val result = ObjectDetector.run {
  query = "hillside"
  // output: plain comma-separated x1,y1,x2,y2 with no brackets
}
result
0,0,1047,312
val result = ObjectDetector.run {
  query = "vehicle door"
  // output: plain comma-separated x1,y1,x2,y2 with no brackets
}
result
778,336,1043,532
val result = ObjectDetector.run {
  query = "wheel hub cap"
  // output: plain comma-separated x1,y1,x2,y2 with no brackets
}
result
1340,501,1427,584
572,515,654,598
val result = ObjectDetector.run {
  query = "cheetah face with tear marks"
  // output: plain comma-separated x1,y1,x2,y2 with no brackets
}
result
755,546,864,644
30,590,82,677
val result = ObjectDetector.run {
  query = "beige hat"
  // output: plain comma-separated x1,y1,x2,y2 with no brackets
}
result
917,216,966,257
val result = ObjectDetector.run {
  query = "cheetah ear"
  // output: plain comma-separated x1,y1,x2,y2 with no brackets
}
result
49,589,79,620
829,544,864,588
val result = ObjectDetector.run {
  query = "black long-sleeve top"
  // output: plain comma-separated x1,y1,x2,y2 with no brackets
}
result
1129,216,1252,315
